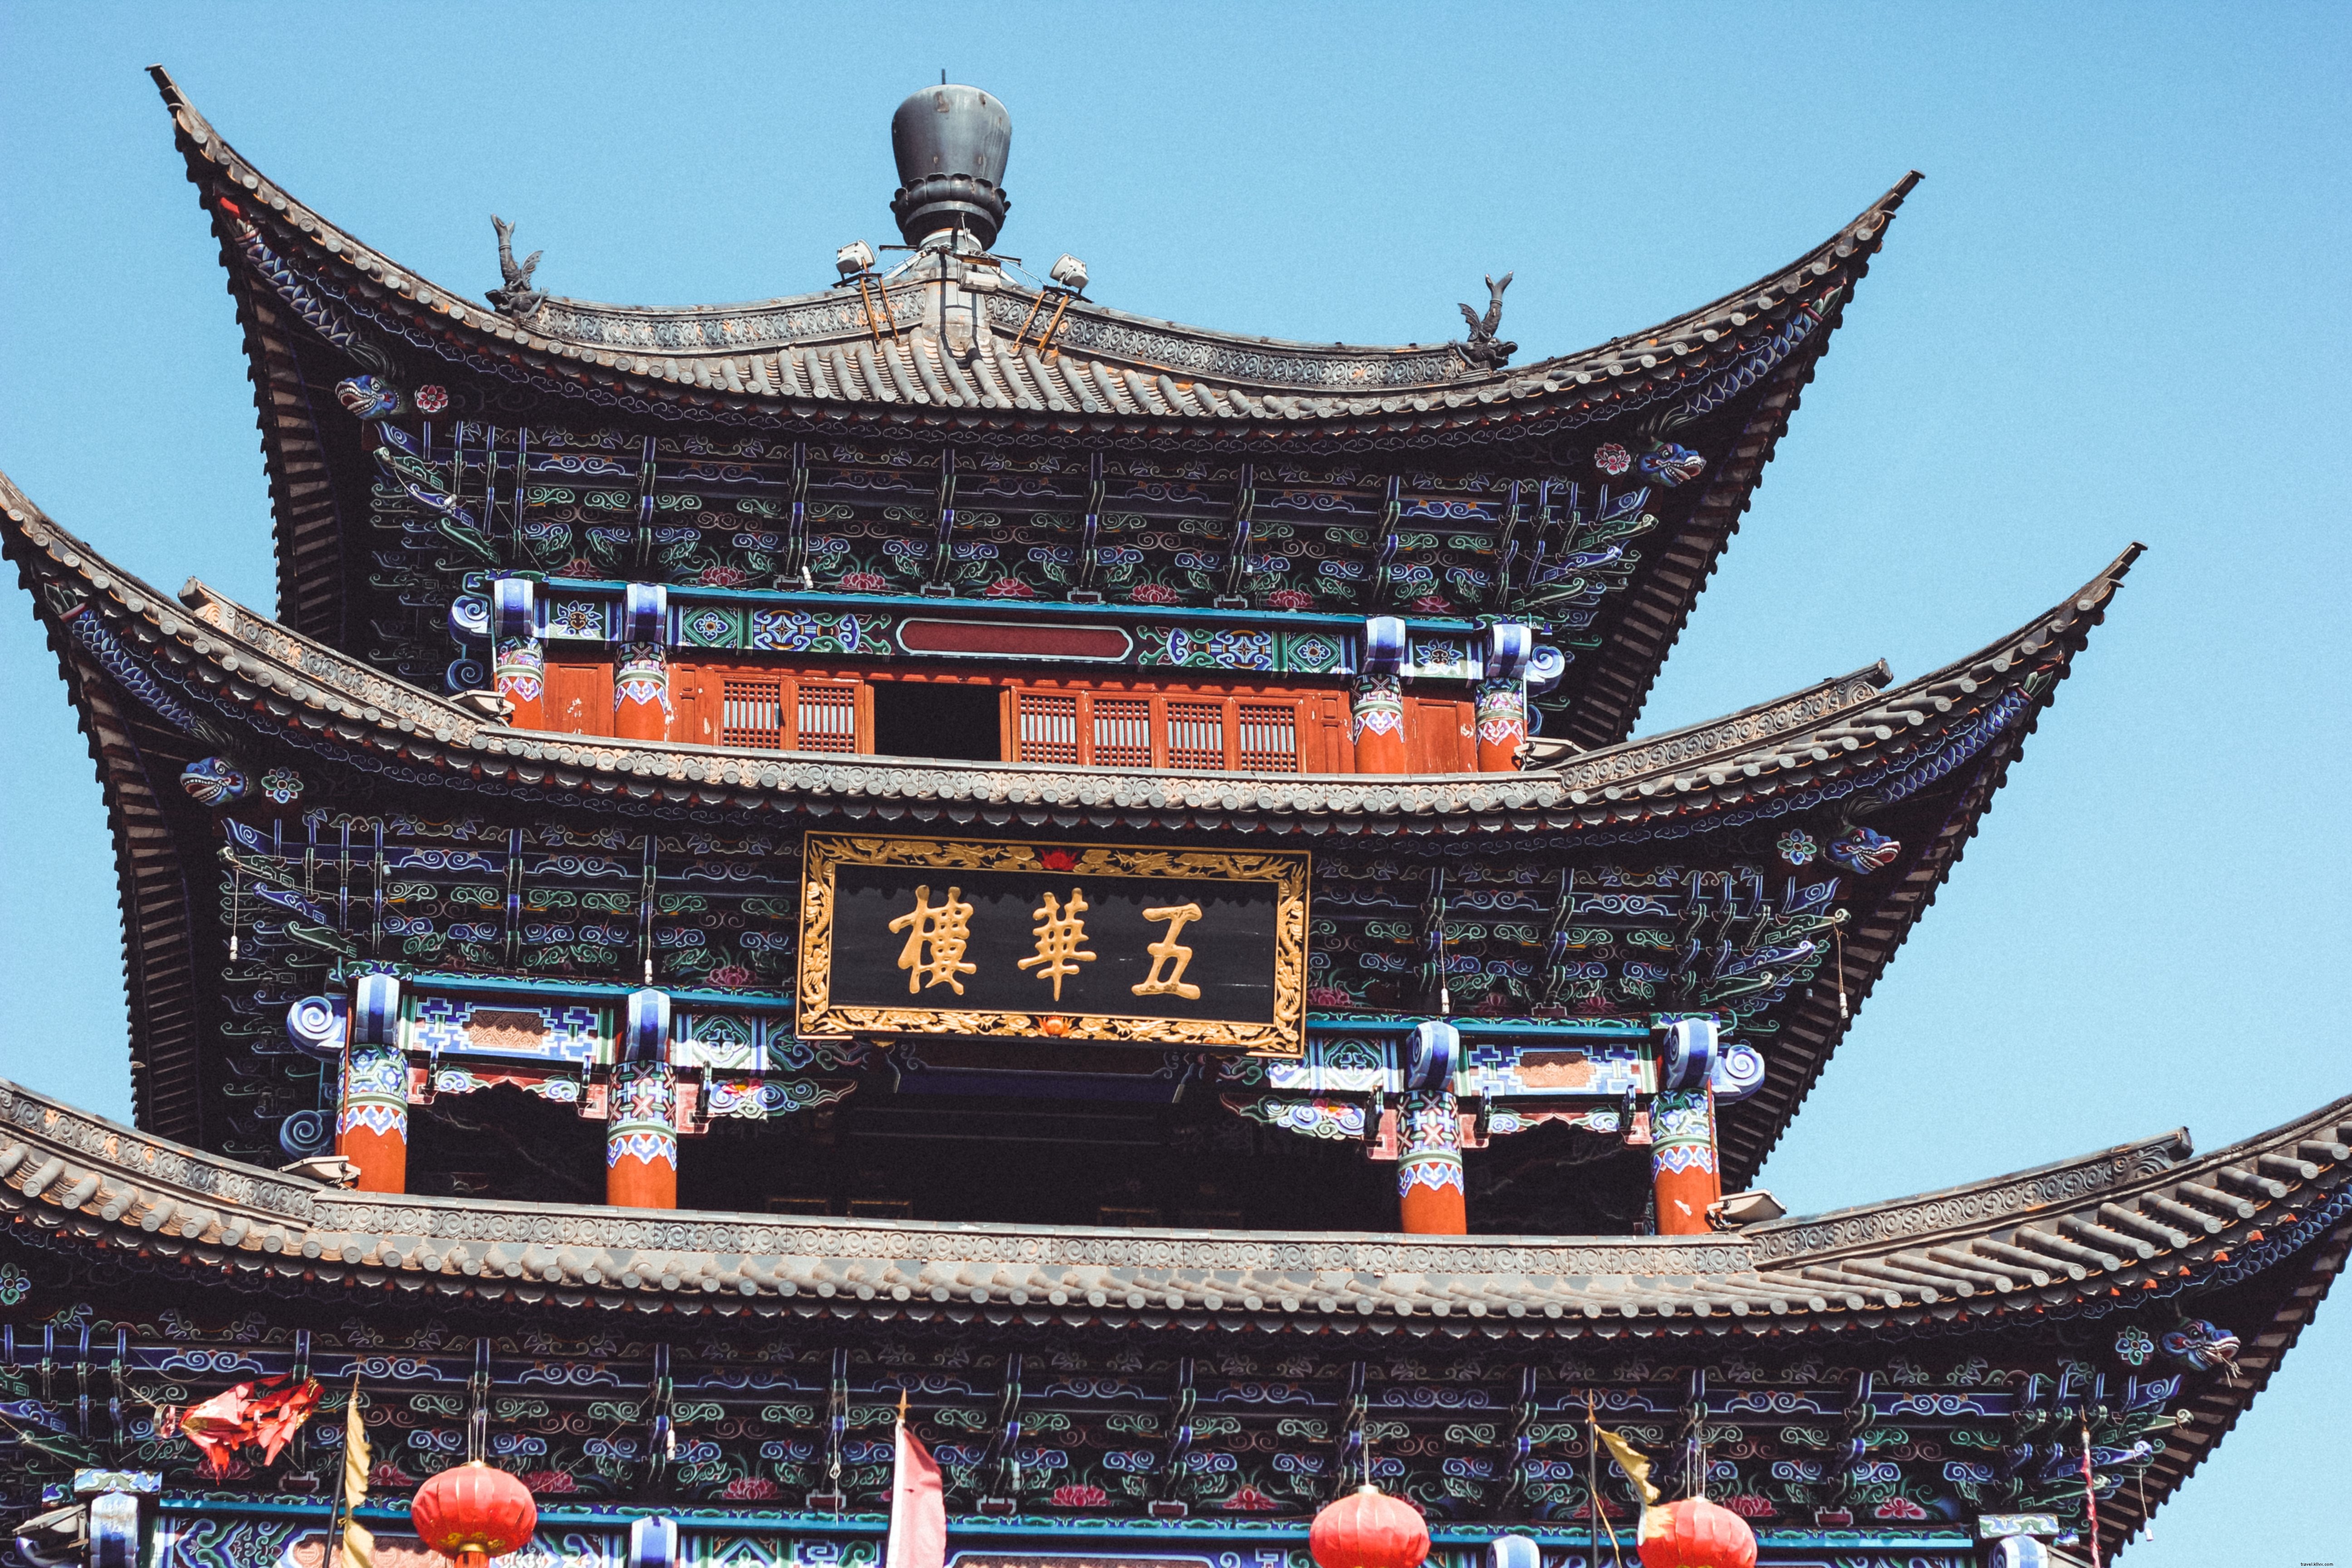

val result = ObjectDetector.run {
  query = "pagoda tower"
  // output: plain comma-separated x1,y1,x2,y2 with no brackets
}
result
0,68,2340,1568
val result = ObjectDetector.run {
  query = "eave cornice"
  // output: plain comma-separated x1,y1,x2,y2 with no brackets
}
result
1,1072,2340,1339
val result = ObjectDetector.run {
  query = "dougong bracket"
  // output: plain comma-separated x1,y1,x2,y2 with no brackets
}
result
1372,476,1403,606
923,447,959,597
1330,1359,1368,1499
781,442,813,590
1154,1356,1197,1514
1488,480,1526,609
978,1351,1025,1511
1069,452,1107,602
1217,462,1258,607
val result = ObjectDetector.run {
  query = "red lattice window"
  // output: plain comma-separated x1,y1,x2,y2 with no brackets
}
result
1165,701,1227,771
795,682,858,753
1235,703,1299,772
1015,691,1081,764
1092,698,1152,768
720,679,787,749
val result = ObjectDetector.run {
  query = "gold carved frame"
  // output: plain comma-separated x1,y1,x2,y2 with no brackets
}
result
797,834,1308,1057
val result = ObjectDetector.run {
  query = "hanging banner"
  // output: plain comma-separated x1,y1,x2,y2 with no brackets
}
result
797,834,1308,1055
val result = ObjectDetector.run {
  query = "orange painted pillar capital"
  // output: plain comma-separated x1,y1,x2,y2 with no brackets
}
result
1397,1090,1466,1234
608,986,678,1209
613,583,671,743
336,973,408,1193
490,578,544,729
1650,1088,1722,1235
1350,674,1407,774
336,1045,409,1194
606,1061,679,1209
1474,679,1525,772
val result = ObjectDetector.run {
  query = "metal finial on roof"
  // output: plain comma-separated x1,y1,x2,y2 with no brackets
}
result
890,83,1012,249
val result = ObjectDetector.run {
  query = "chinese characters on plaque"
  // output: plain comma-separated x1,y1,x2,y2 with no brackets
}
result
798,836,1308,1054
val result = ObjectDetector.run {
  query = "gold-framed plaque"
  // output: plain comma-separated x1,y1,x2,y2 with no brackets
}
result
796,833,1308,1056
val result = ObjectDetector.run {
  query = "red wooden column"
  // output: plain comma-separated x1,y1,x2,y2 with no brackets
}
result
607,988,679,1209
1474,623,1533,773
490,578,545,730
1351,615,1411,773
1397,1091,1466,1233
335,975,407,1194
613,584,671,743
1474,681,1525,772
1650,1088,1722,1235
1350,676,1407,774
1396,1021,1465,1233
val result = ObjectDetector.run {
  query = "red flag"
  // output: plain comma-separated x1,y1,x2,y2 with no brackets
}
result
177,1376,322,1476
886,1415,946,1568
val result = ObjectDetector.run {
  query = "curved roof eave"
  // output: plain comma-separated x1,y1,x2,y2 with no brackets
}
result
1,1062,2342,1567
149,65,1915,414
5,468,2132,833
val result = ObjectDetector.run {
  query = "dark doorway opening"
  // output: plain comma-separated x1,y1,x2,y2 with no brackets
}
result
872,681,1001,762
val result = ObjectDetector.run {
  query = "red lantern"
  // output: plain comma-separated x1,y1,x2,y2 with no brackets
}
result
1309,1485,1430,1568
411,1461,538,1568
1637,1496,1757,1568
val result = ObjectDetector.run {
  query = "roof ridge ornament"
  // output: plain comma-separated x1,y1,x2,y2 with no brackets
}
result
486,216,548,321
891,83,1012,250
1455,272,1516,372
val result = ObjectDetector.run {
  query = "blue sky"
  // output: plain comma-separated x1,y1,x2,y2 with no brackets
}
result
1,3,2345,1557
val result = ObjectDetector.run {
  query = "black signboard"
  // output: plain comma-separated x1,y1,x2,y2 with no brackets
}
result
797,834,1308,1054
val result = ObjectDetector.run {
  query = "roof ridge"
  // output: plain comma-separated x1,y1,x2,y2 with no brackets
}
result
148,68,1911,403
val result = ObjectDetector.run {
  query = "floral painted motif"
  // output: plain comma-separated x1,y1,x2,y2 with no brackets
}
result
1127,582,1182,605
2114,1326,2156,1367
680,607,737,646
1776,829,1818,867
720,1476,782,1500
836,571,891,593
1828,826,1901,873
181,756,250,808
1051,1484,1109,1509
258,768,304,806
549,600,606,637
413,385,449,414
0,1262,29,1307
1594,442,1633,476
1263,588,1315,611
